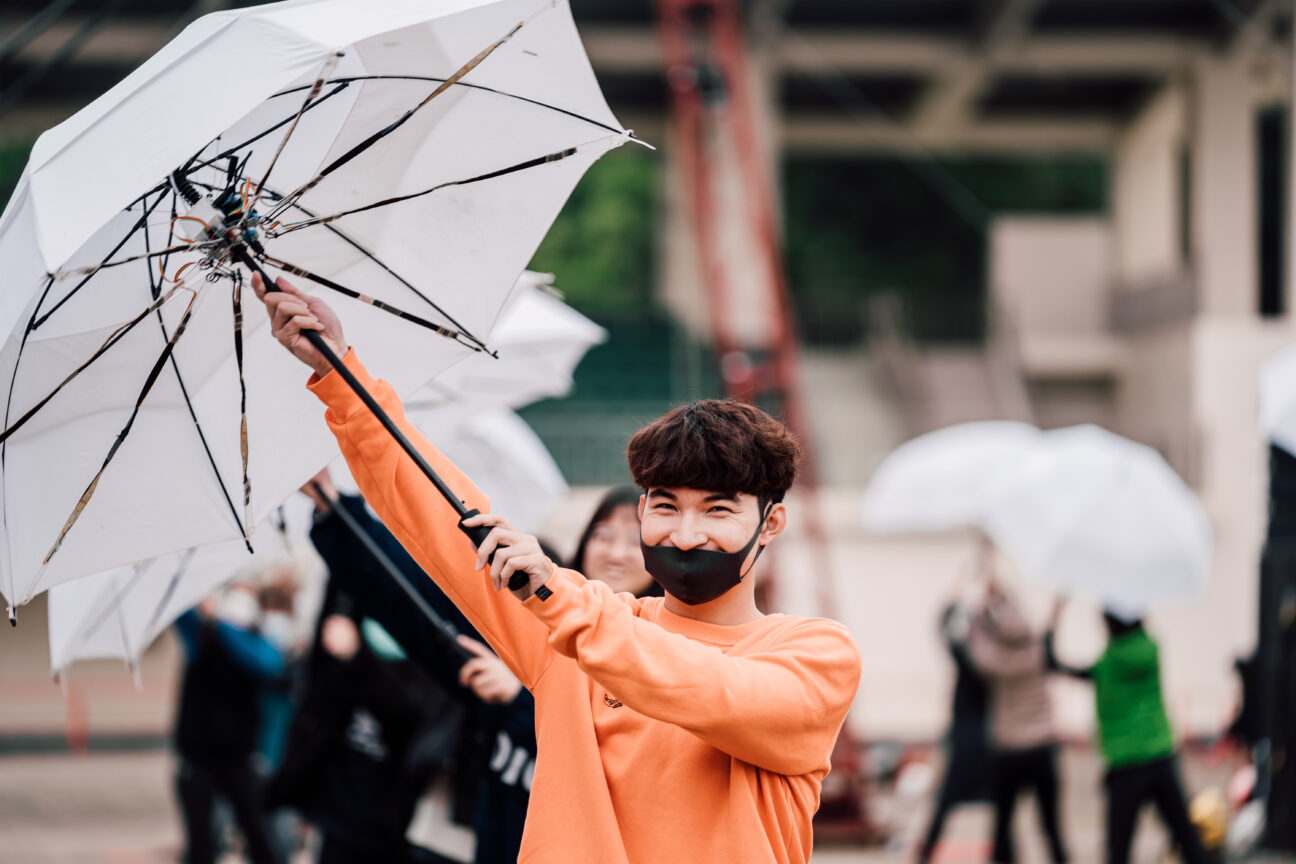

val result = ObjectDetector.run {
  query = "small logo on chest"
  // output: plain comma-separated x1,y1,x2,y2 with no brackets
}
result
602,693,623,709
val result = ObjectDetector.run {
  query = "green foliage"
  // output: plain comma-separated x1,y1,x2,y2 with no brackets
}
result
528,146,657,313
783,153,1107,344
0,141,34,211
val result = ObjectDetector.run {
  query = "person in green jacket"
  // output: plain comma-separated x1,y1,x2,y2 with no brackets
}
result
1049,603,1209,864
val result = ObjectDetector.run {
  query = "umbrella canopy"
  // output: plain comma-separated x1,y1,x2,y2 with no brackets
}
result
861,421,1043,535
47,495,316,674
0,0,628,615
978,424,1213,619
1260,342,1296,457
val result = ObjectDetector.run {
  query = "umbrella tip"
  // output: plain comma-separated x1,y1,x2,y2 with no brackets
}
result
7,606,15,627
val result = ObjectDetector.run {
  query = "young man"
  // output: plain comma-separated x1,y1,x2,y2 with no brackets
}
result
253,274,862,864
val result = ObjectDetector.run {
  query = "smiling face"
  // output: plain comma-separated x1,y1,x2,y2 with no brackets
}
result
582,504,654,596
639,488,783,558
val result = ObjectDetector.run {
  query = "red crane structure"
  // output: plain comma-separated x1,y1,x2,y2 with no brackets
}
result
655,0,882,844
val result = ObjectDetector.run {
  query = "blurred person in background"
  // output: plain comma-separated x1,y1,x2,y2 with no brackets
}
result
301,475,663,864
173,582,286,864
256,562,307,861
1049,603,1211,864
266,580,462,864
915,572,991,864
969,577,1068,864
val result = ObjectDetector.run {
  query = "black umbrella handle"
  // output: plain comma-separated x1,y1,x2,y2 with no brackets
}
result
231,246,526,590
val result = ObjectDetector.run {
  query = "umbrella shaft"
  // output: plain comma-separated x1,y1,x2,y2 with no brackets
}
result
231,247,520,587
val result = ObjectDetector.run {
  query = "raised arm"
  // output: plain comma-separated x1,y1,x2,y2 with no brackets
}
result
254,274,553,688
523,571,861,776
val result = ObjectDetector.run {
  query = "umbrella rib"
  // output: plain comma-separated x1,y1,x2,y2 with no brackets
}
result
52,240,220,284
142,547,196,643
184,82,352,179
39,289,202,571
257,253,486,350
274,74,625,137
0,289,183,446
80,564,149,642
230,271,254,533
246,53,345,224
265,20,527,222
268,146,578,235
34,191,169,331
146,199,254,551
2,274,55,616
206,181,489,352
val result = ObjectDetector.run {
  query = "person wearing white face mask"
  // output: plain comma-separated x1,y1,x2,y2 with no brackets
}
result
173,583,287,864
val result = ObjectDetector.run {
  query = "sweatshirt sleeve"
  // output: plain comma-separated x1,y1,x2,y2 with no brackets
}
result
307,350,553,689
522,570,861,776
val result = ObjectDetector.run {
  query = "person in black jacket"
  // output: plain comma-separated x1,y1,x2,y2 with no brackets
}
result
915,598,992,864
300,474,660,864
265,581,462,864
173,590,285,864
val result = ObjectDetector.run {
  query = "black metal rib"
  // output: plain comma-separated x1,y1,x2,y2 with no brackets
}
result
0,289,181,445
194,180,489,353
258,253,482,349
230,271,253,533
2,273,55,616
41,292,201,569
269,146,577,235
35,191,169,331
143,547,196,640
272,73,625,138
146,198,254,553
266,22,524,222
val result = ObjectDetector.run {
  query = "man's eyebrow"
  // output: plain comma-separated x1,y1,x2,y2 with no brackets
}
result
702,492,740,503
645,489,677,501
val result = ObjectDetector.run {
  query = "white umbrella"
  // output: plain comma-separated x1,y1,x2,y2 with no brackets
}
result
978,424,1213,619
0,0,629,617
861,421,1043,534
47,495,316,674
1260,342,1296,457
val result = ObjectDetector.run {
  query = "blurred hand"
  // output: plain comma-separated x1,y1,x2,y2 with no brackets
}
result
461,511,554,601
321,615,360,660
457,635,522,704
251,273,345,378
300,467,337,512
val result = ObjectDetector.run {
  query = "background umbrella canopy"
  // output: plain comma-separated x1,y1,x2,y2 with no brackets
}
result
978,424,1213,620
46,495,317,674
0,0,627,614
861,421,1043,535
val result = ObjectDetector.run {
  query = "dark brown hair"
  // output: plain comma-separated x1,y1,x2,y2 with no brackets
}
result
626,399,801,504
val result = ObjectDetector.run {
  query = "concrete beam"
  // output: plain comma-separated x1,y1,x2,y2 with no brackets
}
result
779,115,1117,153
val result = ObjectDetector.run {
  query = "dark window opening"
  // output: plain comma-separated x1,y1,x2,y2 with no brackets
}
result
1258,105,1287,318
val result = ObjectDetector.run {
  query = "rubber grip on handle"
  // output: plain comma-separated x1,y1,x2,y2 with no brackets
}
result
458,509,529,591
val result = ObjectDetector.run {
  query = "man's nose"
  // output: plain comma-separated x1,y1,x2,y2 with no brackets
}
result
670,515,708,550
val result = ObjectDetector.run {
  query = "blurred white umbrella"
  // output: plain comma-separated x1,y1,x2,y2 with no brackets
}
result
861,421,1043,534
979,424,1213,619
1260,343,1296,457
47,496,315,675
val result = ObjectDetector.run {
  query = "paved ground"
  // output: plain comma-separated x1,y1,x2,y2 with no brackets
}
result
0,744,1279,864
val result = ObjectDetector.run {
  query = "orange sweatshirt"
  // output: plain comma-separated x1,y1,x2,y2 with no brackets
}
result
309,350,862,864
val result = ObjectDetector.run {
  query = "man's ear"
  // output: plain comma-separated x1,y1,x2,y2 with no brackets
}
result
637,493,646,521
758,502,787,545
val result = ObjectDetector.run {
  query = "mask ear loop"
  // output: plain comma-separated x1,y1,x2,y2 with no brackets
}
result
738,501,775,580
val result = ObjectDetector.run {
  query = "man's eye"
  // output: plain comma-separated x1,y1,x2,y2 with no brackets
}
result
708,506,733,514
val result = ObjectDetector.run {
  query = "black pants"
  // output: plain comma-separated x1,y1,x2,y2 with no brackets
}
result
1105,756,1209,864
176,757,280,864
992,745,1068,864
918,742,992,861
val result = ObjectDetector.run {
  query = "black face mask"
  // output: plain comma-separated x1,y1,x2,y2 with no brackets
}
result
639,506,770,605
